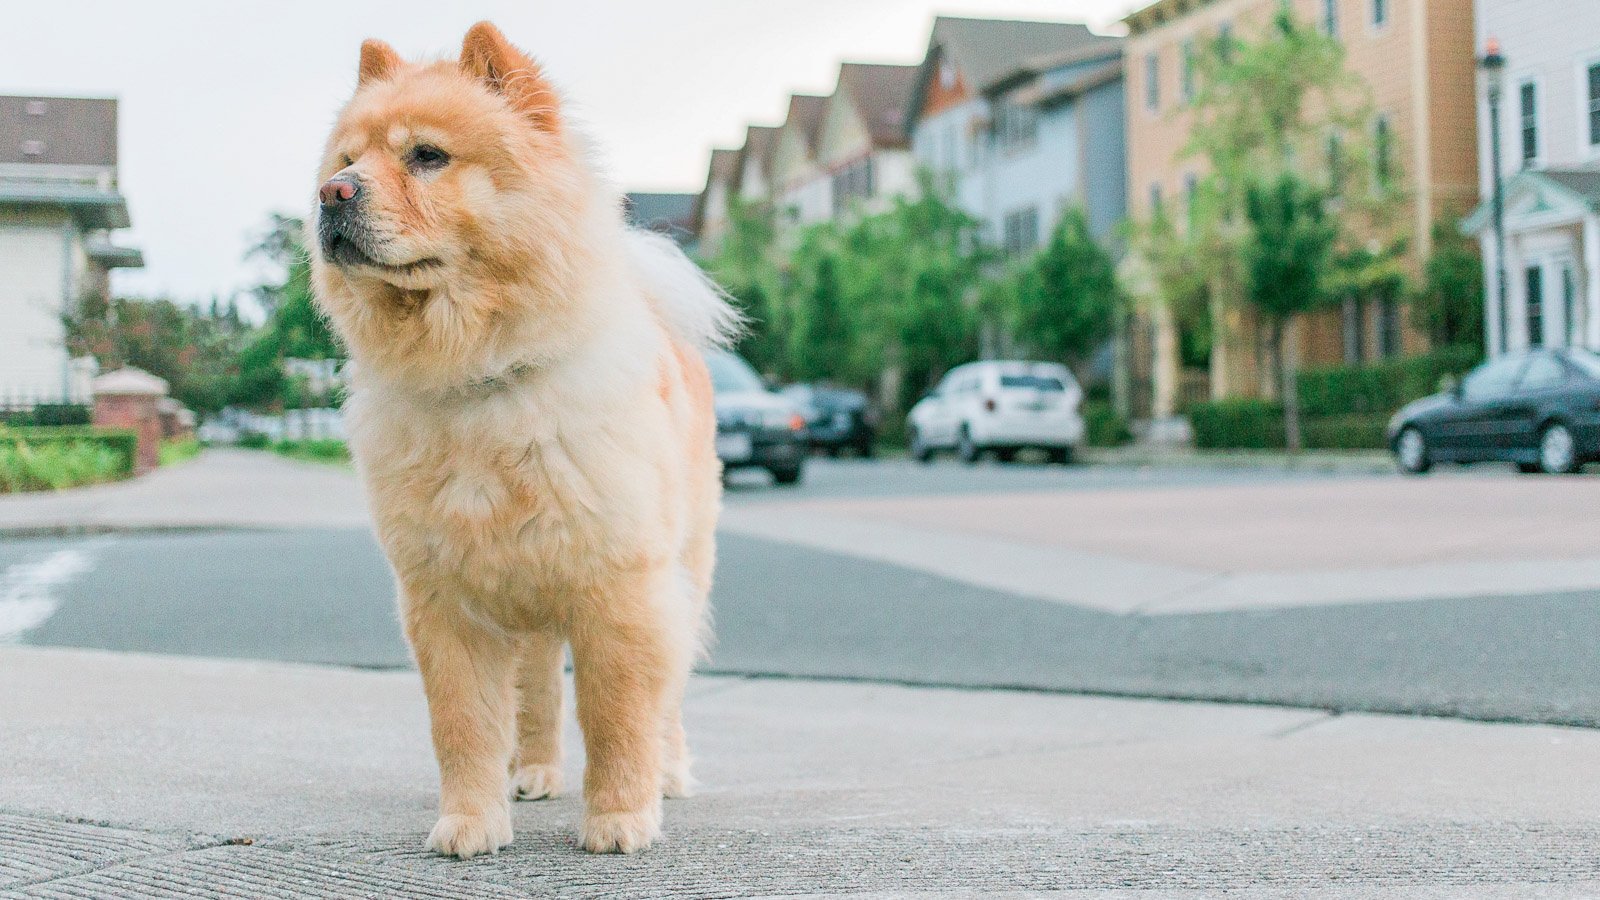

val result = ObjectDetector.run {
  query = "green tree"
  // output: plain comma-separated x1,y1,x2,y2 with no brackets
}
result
1013,207,1120,368
703,199,787,375
1242,173,1339,451
788,252,850,381
1413,214,1484,351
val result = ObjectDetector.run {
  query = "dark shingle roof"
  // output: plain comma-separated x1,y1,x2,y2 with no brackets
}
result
837,63,918,149
929,17,1118,93
1542,168,1600,209
783,94,828,153
739,124,779,174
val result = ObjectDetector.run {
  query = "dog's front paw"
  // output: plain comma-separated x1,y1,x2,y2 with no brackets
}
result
580,806,661,854
512,763,563,801
425,810,513,859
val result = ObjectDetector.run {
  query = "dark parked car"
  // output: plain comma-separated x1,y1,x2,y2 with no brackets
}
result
1387,348,1600,475
780,384,878,457
707,350,806,485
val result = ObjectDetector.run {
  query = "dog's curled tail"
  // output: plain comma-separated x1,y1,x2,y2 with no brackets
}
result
626,229,744,351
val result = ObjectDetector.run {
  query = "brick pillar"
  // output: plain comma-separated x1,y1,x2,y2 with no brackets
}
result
91,368,170,475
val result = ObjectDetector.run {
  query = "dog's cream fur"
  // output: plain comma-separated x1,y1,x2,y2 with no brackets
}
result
309,23,734,857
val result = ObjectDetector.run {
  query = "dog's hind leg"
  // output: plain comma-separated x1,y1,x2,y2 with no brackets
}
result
511,629,565,801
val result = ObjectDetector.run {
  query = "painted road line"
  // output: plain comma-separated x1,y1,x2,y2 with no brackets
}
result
0,546,98,642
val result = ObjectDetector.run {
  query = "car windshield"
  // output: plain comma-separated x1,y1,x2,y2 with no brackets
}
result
706,351,767,394
999,375,1067,392
1565,349,1600,379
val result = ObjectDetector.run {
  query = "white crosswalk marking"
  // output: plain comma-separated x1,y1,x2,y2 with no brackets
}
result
0,547,96,642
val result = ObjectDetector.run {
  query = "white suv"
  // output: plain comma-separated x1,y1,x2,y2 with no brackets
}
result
907,361,1085,465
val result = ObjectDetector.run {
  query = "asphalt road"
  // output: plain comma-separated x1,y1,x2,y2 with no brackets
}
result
4,459,1598,727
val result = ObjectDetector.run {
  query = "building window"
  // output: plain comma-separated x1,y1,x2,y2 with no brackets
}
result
1587,62,1600,149
1217,23,1235,63
939,58,957,91
1518,80,1539,167
1180,40,1196,101
993,100,1038,152
1378,293,1401,358
1373,115,1393,187
24,100,47,116
1145,52,1160,111
1002,207,1040,256
1149,183,1164,216
1342,297,1366,364
1371,0,1388,27
1323,0,1338,37
1526,265,1545,347
20,140,44,158
830,157,874,215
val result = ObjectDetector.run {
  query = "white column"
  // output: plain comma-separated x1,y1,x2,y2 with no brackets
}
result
1481,232,1502,356
1506,233,1527,351
1585,216,1600,351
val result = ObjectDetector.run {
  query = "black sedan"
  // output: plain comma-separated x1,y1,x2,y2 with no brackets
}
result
707,350,807,485
1388,348,1600,475
780,384,879,457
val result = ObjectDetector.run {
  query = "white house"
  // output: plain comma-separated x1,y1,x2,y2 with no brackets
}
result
813,63,919,220
1465,1,1600,354
0,95,142,404
769,94,831,229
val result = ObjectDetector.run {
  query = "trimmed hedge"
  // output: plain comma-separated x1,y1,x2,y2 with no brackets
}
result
0,404,92,427
1298,344,1480,417
0,426,138,492
274,439,350,463
1083,401,1133,448
1190,400,1387,450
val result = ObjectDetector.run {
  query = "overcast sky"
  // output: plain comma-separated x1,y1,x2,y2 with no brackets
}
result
2,1,1142,305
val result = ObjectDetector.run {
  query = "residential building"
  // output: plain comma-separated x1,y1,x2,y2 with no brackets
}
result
1463,1,1600,355
768,94,830,227
814,63,919,219
735,124,779,204
1122,0,1478,421
624,191,698,251
0,95,142,403
690,147,739,253
907,17,1126,254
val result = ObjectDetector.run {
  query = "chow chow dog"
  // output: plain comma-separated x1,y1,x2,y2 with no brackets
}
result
309,22,736,857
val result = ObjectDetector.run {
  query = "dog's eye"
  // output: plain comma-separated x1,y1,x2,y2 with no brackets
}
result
409,144,450,171
339,154,354,169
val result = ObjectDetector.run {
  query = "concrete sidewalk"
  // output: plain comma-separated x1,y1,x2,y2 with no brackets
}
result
4,645,1600,897
0,449,368,535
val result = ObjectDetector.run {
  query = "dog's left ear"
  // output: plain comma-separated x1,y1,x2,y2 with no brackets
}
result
460,21,560,133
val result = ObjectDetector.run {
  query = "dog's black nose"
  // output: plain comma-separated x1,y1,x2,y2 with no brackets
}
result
320,175,361,209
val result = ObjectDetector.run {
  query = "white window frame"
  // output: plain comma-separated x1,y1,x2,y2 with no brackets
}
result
1578,50,1600,160
1514,72,1544,170
1322,0,1339,38
1145,51,1161,113
1368,0,1390,33
1180,39,1196,103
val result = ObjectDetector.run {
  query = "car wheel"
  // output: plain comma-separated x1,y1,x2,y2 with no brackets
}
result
956,426,981,465
909,428,934,464
1047,446,1073,466
770,464,804,486
1395,426,1432,475
1538,422,1579,474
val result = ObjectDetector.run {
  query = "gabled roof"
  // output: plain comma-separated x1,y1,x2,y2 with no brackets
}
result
782,94,828,154
0,95,118,167
1011,59,1125,109
739,124,779,175
837,63,918,149
1461,167,1600,235
1124,0,1217,36
907,17,1119,125
691,147,740,233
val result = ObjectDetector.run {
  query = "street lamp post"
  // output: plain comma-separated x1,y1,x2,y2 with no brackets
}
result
1480,38,1510,355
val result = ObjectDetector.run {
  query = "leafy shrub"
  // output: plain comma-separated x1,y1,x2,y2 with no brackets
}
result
0,428,135,492
159,439,203,466
236,432,273,449
1298,344,1480,417
1189,401,1388,450
1190,399,1285,449
274,439,349,462
1083,401,1133,447
0,404,92,427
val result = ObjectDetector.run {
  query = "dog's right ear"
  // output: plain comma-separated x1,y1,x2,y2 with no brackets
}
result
358,39,402,86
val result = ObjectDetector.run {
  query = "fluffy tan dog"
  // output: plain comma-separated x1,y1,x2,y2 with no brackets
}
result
309,22,735,857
